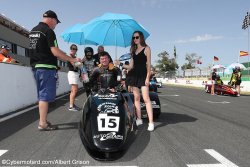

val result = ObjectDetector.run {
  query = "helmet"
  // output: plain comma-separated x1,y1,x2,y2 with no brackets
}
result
235,66,241,71
84,47,94,55
1,44,10,50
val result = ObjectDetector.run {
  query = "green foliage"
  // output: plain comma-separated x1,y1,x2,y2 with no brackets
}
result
181,53,201,70
154,50,179,73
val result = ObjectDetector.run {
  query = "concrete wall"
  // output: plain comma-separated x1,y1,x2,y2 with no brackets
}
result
0,63,82,116
158,78,250,92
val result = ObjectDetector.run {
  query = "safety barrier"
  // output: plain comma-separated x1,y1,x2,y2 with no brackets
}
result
0,63,82,116
157,77,250,92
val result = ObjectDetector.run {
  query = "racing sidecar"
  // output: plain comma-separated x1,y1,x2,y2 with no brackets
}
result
149,80,158,92
79,89,137,161
129,92,161,119
205,84,238,96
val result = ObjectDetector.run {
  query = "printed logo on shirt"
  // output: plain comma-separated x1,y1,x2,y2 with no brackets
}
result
29,33,40,49
54,40,58,47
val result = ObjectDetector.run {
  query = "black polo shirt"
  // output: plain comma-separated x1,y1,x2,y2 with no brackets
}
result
29,22,58,68
211,71,217,80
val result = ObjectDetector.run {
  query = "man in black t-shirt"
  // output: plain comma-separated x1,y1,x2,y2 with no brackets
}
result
210,69,217,95
29,10,81,131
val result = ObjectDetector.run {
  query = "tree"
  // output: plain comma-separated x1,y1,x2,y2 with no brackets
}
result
181,53,201,70
154,50,179,73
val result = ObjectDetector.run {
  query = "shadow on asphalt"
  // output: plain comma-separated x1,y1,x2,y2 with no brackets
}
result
114,125,150,162
154,112,198,130
240,94,250,96
0,89,84,142
108,113,198,162
53,122,79,130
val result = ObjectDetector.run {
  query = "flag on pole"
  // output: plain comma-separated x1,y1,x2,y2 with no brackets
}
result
242,12,250,30
213,56,219,61
196,59,202,64
240,50,249,57
173,46,177,59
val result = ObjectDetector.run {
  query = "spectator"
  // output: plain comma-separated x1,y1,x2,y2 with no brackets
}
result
235,67,242,96
81,47,96,97
210,69,217,95
215,75,223,85
67,44,81,111
229,69,237,88
29,10,81,131
0,44,18,64
115,31,154,131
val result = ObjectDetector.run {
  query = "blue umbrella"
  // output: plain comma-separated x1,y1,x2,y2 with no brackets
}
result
83,12,150,58
119,53,131,61
61,23,98,45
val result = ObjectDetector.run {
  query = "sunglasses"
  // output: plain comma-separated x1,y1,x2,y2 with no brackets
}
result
71,48,78,51
132,36,140,40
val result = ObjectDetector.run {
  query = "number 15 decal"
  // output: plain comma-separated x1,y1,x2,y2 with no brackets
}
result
97,114,120,132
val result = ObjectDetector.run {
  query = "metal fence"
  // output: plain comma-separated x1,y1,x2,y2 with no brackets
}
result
156,68,212,79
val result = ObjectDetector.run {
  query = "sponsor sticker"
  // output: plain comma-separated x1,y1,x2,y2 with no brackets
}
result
97,102,119,114
140,101,160,109
97,114,120,132
93,132,123,141
94,93,118,100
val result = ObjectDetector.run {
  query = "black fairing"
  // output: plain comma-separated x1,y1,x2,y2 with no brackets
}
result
129,92,161,119
79,91,137,160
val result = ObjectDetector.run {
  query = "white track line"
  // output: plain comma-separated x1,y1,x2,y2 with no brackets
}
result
0,93,70,123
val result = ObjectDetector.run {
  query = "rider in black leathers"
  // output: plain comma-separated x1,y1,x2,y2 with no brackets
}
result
90,51,121,93
81,47,98,96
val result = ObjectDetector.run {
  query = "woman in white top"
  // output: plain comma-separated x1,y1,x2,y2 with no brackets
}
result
67,44,80,111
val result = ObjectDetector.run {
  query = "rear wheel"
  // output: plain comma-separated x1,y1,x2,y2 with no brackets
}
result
153,113,160,119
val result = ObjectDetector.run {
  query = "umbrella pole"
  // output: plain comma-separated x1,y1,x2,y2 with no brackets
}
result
248,19,250,76
115,46,117,60
115,23,117,60
238,50,240,63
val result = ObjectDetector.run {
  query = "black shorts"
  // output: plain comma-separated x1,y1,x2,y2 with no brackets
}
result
235,80,241,86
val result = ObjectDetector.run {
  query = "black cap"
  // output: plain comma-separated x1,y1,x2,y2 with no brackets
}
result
43,10,61,23
1,44,11,50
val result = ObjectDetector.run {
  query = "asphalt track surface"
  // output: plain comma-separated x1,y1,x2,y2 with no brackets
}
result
0,85,250,167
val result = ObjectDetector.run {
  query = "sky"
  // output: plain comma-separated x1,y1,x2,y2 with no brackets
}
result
1,0,250,68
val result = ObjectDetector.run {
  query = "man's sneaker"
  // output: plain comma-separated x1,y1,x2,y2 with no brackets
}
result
136,119,143,126
68,106,79,112
147,123,154,131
